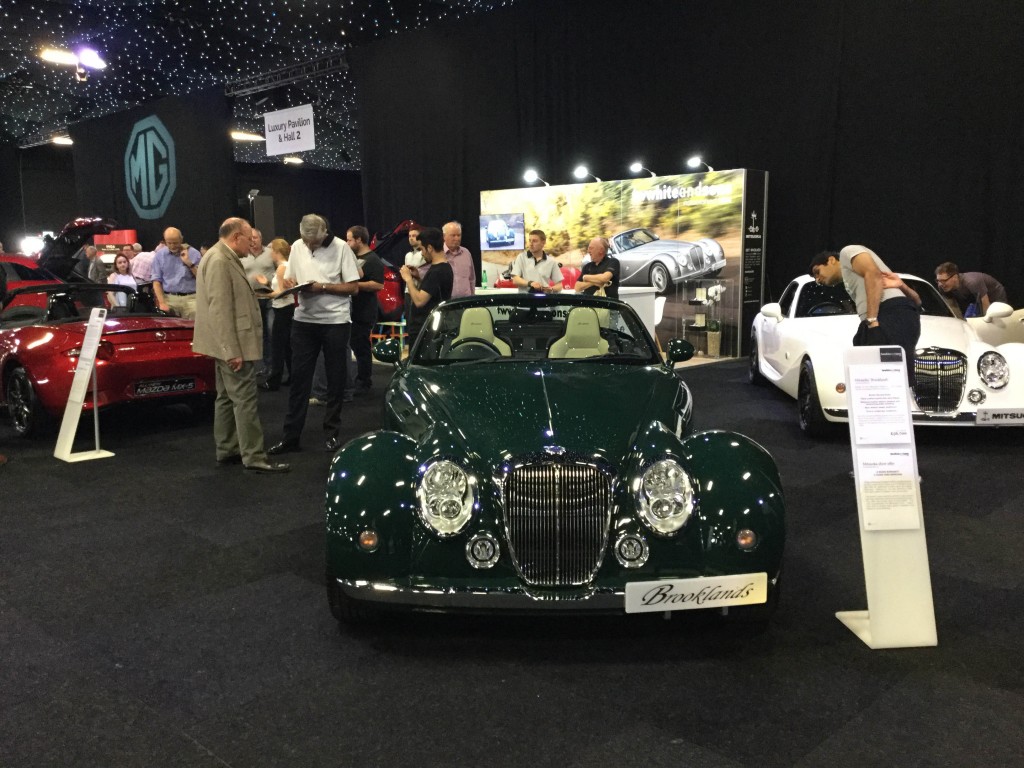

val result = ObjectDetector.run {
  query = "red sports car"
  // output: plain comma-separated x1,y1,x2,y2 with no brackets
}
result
0,255,63,309
1,283,216,436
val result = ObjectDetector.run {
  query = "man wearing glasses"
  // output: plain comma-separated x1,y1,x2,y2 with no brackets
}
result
809,246,921,382
934,262,1007,317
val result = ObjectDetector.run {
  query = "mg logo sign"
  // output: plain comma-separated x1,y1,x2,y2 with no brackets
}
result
124,115,176,220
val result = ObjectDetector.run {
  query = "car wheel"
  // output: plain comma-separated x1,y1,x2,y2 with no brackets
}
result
748,333,766,385
327,574,378,624
6,366,48,437
797,358,831,437
650,263,671,294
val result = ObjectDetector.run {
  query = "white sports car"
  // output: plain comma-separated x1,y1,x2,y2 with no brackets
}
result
749,274,1024,436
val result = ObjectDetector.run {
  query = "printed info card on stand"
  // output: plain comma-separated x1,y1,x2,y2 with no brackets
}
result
847,363,912,445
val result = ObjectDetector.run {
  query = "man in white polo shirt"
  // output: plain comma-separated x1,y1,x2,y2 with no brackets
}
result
510,229,563,293
268,214,360,455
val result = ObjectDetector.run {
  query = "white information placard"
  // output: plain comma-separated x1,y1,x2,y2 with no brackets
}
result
847,363,912,444
837,346,936,649
54,307,114,463
856,447,920,530
264,104,315,156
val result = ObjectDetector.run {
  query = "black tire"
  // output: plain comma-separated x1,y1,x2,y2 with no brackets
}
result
650,263,671,294
797,358,831,437
327,574,378,624
6,366,48,437
748,333,766,385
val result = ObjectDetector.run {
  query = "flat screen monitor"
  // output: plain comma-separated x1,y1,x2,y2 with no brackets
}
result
479,213,525,252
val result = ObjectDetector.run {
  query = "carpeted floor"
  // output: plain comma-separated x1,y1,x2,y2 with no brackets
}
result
1,359,1021,767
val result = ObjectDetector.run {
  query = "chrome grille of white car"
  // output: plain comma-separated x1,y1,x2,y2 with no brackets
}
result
502,462,612,587
913,347,967,412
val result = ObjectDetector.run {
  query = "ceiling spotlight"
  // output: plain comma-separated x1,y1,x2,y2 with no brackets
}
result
51,135,73,146
40,48,79,66
630,161,656,177
523,168,549,186
247,189,260,201
573,165,601,182
231,130,265,142
77,49,107,70
686,155,714,172
74,66,88,83
283,156,304,165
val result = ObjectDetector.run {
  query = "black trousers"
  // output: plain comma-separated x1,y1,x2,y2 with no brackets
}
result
350,319,375,388
852,296,921,385
266,303,294,387
283,320,351,442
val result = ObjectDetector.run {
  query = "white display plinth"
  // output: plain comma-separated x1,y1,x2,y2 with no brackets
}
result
54,307,115,463
836,345,937,649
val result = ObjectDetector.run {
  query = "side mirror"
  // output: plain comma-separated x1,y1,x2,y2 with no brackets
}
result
665,338,695,365
373,337,402,365
983,301,1013,322
760,302,783,322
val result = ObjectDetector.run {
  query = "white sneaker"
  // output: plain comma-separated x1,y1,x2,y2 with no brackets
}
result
309,397,325,406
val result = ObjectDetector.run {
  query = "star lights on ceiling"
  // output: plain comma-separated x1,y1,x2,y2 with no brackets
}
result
1,0,517,169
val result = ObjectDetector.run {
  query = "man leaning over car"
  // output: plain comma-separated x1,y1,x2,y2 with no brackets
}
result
810,246,921,383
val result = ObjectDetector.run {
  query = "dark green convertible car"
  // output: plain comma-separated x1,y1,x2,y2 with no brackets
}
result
326,294,785,623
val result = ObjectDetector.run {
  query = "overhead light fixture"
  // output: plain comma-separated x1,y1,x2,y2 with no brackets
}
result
231,130,265,142
40,47,106,70
77,49,107,70
686,155,714,172
630,161,656,177
51,135,73,146
573,165,601,183
40,48,79,66
247,189,260,201
20,236,45,254
523,169,549,186
283,156,304,165
75,66,88,83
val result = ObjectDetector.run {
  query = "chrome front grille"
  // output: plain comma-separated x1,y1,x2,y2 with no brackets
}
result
502,462,612,587
913,347,967,413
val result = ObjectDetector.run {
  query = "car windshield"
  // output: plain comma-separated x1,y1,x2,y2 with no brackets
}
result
411,298,659,365
795,278,953,318
613,229,658,252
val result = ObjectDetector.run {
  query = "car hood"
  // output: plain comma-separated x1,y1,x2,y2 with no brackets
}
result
395,361,684,466
797,314,976,352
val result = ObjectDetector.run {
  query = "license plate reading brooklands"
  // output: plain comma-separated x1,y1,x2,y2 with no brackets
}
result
624,572,768,613
135,379,196,396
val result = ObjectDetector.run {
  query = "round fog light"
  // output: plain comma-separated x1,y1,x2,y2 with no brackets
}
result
836,383,846,394
615,533,650,568
466,533,500,569
358,530,379,552
967,389,986,405
736,529,758,550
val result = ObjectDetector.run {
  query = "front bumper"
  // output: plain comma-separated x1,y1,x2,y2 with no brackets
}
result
334,578,628,614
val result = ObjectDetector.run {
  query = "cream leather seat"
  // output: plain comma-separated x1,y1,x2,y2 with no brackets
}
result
548,307,609,358
452,307,511,356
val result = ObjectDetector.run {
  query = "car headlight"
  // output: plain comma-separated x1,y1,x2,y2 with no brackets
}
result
417,460,474,536
978,351,1009,390
697,238,724,260
636,459,694,535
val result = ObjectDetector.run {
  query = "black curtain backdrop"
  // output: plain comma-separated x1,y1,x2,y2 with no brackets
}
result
234,164,364,245
70,89,235,249
0,143,79,254
354,0,1024,304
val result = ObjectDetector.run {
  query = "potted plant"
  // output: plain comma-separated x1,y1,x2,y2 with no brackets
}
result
705,284,725,357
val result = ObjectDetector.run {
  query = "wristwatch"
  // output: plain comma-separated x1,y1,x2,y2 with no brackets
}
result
866,316,878,323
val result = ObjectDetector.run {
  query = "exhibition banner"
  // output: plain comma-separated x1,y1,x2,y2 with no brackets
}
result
264,104,315,156
481,170,766,356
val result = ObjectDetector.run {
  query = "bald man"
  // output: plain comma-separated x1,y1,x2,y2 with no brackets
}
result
151,226,202,318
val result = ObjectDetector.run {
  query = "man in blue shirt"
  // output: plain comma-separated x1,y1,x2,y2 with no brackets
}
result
152,226,202,318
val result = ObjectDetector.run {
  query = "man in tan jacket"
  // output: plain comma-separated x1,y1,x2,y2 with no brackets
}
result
193,217,289,473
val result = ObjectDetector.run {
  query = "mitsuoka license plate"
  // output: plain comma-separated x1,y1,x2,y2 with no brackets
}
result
134,378,196,397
